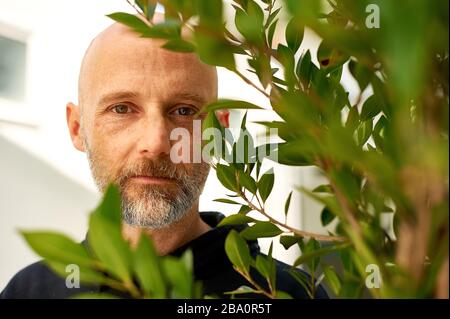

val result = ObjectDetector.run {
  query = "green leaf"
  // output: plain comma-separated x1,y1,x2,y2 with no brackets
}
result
317,40,333,68
312,184,333,193
88,186,132,282
284,191,293,218
330,65,344,83
213,198,241,205
225,230,252,274
88,213,132,283
240,111,248,130
354,119,373,146
20,231,94,268
218,214,256,227
277,44,295,69
197,0,223,29
285,0,321,20
360,95,381,121
240,221,282,240
141,19,183,39
181,249,194,274
235,127,256,164
247,0,264,26
95,184,122,224
267,241,277,288
285,18,304,53
267,19,278,48
248,55,273,89
279,235,301,250
287,269,313,298
216,163,238,192
238,171,257,194
135,0,157,21
134,235,166,298
258,168,274,202
346,105,360,132
294,242,351,268
301,238,321,272
235,2,264,45
201,99,262,113
339,280,365,298
320,207,336,227
255,255,270,278
44,260,107,286
224,285,258,295
194,31,236,70
296,50,317,86
266,7,281,28
317,40,348,72
322,264,342,296
374,115,388,134
162,39,196,52
202,110,225,160
299,187,343,219
135,0,147,13
275,142,311,166
107,12,150,35
238,204,252,215
162,253,193,298
348,60,372,91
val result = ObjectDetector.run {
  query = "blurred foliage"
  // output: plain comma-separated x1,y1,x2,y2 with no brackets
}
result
22,0,448,298
22,186,201,299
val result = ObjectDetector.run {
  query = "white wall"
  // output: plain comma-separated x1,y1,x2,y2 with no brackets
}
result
0,135,99,290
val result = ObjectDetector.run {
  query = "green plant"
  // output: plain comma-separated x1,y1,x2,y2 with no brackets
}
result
22,186,201,298
22,0,448,298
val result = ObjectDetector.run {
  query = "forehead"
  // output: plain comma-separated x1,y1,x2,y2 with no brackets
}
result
79,25,217,107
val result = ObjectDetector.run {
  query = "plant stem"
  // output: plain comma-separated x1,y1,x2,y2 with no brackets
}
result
125,0,150,24
239,191,347,241
235,268,275,299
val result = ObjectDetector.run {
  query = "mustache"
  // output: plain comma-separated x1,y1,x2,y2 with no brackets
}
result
116,158,187,185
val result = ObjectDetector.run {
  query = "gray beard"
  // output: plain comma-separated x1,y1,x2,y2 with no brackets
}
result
84,143,210,229
119,170,208,229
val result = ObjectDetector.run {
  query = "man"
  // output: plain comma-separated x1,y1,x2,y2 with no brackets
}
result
1,13,328,299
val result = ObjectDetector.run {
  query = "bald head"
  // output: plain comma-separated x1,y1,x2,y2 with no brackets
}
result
78,13,218,110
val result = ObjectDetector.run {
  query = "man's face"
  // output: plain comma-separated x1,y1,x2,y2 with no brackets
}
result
73,24,218,229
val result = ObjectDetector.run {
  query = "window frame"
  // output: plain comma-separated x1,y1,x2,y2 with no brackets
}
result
0,20,37,128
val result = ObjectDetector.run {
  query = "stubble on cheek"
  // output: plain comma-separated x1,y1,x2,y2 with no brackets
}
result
84,129,122,192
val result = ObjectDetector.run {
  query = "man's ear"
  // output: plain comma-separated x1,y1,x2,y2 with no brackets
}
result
66,102,85,152
215,110,230,128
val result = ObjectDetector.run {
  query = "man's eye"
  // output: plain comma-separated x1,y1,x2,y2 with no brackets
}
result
173,106,196,116
111,104,132,114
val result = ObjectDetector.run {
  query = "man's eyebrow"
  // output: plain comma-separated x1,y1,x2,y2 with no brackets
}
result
170,92,207,104
96,91,209,107
97,91,140,106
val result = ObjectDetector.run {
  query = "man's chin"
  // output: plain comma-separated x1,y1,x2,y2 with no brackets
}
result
122,182,180,200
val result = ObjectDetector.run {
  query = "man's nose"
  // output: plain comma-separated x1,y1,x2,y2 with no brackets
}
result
135,113,171,159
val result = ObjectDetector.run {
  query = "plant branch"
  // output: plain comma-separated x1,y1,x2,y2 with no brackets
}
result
235,267,275,299
239,191,347,242
125,0,150,24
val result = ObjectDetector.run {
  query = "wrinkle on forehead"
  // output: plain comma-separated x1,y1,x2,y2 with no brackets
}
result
77,16,218,109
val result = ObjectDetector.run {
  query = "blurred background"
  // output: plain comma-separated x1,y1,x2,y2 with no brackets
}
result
0,0,360,290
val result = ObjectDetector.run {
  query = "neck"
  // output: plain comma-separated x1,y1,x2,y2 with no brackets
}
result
121,202,211,255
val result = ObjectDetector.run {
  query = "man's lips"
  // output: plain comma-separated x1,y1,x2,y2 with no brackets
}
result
129,175,177,185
